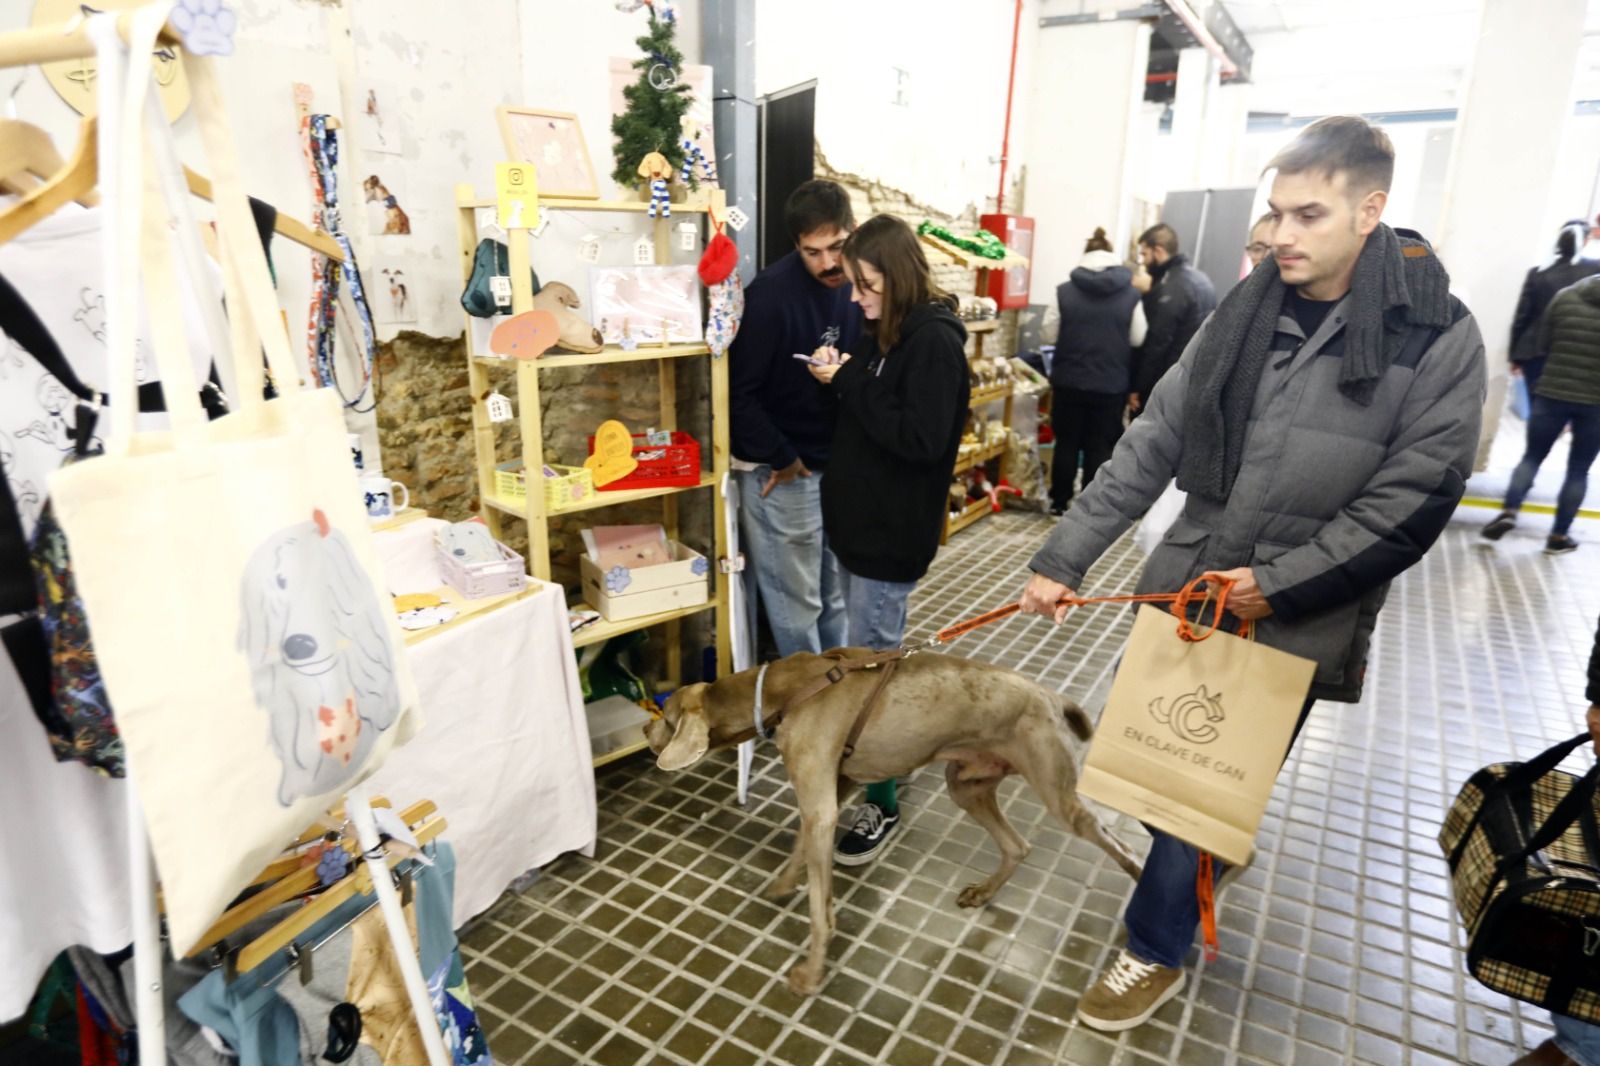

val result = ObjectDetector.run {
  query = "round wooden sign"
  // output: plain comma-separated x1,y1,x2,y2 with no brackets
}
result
31,0,191,121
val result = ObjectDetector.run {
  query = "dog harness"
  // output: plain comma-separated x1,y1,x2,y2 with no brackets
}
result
738,647,906,759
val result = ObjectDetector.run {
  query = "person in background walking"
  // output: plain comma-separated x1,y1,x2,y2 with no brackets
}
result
1048,227,1147,514
1481,270,1600,555
1129,223,1216,416
1509,219,1599,395
806,215,970,866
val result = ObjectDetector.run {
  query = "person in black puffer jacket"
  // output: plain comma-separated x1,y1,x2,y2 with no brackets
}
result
1049,227,1148,513
1130,223,1216,415
1481,272,1600,554
806,214,969,867
1509,219,1600,394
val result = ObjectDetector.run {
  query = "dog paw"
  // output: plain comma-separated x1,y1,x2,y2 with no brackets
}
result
785,964,824,996
957,883,994,908
761,880,799,902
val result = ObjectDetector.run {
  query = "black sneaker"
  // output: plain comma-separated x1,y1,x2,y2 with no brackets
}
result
834,803,900,866
1546,534,1579,555
1480,512,1518,541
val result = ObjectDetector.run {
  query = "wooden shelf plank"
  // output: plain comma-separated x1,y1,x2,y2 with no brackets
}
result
969,384,1013,407
967,319,1001,334
482,472,717,519
593,738,651,768
947,498,993,536
571,599,717,649
953,440,1007,475
456,194,715,215
917,231,1029,271
472,342,711,370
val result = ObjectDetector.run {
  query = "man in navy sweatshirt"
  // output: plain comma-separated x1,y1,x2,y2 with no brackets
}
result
729,181,863,657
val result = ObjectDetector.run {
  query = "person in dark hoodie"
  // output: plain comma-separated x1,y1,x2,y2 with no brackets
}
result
1048,227,1148,513
1129,223,1216,415
806,214,969,865
1508,219,1600,395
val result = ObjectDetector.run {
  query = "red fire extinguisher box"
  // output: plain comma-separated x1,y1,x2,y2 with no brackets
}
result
978,213,1034,310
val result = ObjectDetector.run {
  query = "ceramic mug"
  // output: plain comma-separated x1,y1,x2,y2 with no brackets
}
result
360,476,409,520
348,433,365,471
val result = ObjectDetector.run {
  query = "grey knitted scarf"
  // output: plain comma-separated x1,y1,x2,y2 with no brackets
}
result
1176,224,1454,504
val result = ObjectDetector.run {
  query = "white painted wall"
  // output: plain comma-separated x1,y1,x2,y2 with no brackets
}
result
1021,12,1151,305
753,0,1037,218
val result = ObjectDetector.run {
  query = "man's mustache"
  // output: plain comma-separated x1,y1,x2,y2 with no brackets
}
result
819,266,845,278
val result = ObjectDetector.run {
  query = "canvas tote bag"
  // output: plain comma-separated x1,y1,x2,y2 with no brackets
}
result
47,5,419,953
1077,595,1315,865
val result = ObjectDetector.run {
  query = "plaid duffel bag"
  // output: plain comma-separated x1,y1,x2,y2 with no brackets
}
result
1439,732,1600,1021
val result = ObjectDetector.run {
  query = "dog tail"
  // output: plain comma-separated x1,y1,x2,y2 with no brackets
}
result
1060,696,1094,741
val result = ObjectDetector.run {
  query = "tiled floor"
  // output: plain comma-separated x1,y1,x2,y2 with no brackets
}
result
461,508,1600,1065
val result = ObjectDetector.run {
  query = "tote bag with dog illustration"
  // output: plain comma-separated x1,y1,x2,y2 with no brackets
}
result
45,7,419,953
1078,605,1314,865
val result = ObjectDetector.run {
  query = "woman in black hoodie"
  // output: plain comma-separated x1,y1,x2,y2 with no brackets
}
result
806,214,969,864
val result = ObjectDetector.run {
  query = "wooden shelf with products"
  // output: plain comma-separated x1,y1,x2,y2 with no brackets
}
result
943,270,1025,544
454,183,731,767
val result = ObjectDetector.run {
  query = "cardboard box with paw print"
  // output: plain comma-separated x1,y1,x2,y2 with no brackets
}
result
579,524,710,621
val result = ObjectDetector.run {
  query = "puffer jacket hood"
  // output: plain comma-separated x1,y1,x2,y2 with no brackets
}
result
1071,250,1132,297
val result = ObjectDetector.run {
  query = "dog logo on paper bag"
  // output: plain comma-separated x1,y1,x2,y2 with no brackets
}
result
238,509,401,806
1149,685,1225,745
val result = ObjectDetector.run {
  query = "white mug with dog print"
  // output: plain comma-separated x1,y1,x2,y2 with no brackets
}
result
360,475,409,520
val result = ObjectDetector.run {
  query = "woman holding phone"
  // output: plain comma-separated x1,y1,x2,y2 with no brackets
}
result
807,214,970,865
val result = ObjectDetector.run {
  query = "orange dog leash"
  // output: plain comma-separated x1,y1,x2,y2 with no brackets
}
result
914,570,1254,964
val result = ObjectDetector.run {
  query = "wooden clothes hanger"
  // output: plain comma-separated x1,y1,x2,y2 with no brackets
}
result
182,165,344,260
234,813,448,976
0,114,97,245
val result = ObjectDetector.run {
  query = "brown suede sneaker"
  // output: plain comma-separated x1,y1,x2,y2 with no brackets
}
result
1076,949,1187,1032
1510,1039,1580,1065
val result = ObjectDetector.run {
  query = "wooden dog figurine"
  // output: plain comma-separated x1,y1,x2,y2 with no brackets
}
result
646,651,1142,995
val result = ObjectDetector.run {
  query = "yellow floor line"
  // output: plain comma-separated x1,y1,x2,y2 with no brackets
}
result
1459,495,1600,521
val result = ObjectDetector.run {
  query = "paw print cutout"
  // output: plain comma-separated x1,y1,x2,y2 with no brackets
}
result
605,565,632,594
170,0,238,57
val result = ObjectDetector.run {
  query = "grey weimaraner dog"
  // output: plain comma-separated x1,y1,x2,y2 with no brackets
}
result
645,649,1143,995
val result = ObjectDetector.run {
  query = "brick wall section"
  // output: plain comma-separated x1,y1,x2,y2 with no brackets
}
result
815,146,1021,359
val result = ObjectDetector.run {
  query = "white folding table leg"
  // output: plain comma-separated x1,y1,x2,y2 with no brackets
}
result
737,739,754,806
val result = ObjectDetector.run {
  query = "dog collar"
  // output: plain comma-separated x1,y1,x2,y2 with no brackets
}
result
752,662,772,741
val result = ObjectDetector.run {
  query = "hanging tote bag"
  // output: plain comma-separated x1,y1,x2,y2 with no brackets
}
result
1438,733,1600,1022
46,6,419,953
1077,590,1316,866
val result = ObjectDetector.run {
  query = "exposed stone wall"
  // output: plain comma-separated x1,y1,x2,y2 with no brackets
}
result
374,330,713,681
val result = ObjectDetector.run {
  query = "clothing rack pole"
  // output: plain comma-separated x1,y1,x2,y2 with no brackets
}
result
345,784,452,1066
124,779,165,1063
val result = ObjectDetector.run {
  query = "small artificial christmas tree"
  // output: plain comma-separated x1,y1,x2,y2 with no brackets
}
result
610,2,694,191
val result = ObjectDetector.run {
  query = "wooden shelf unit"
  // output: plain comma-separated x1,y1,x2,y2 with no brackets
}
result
943,281,1024,545
455,183,731,766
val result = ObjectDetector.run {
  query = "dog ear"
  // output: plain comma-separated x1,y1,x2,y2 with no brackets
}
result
656,684,711,771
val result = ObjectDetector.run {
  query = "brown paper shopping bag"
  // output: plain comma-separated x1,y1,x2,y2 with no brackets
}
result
1078,604,1315,865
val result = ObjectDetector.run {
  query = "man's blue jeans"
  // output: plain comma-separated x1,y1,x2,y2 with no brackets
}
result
1124,696,1316,968
734,467,847,658
840,568,916,651
1504,396,1600,536
1554,1012,1600,1066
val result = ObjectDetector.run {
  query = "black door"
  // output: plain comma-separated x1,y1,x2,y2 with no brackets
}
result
757,81,816,270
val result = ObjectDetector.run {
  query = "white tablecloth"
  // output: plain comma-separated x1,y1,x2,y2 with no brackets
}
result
367,580,597,927
0,556,595,1021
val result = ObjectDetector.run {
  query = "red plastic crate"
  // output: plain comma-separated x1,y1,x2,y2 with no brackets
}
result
586,431,702,490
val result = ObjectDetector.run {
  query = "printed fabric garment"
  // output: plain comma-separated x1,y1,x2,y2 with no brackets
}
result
29,454,122,776
178,842,492,1066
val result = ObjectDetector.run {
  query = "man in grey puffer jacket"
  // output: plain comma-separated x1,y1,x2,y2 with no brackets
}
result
1019,116,1486,1033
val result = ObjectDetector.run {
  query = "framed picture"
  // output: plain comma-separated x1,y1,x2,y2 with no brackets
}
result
589,265,702,346
496,107,599,200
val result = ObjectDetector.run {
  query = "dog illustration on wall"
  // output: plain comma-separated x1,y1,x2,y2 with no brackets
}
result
238,508,401,805
363,175,411,235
